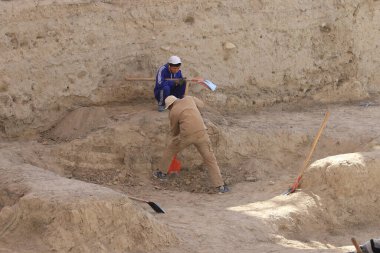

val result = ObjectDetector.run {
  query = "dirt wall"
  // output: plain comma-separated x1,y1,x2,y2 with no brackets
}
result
0,0,379,137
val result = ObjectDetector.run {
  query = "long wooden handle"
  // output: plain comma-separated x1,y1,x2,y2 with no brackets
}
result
185,82,190,95
297,111,330,178
125,76,201,82
125,77,155,81
125,76,197,95
128,196,147,203
125,77,181,81
351,238,363,253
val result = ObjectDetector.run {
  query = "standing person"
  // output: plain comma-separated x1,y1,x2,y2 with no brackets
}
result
154,56,187,112
154,95,229,194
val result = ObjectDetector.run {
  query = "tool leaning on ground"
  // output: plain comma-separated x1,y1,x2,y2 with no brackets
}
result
128,196,165,213
124,76,217,93
351,238,364,253
283,111,330,195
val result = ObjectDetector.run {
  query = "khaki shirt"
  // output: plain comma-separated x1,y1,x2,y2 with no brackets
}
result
169,96,206,137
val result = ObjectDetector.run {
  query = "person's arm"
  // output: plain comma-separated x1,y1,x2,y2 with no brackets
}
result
156,65,175,89
174,71,186,98
169,113,180,137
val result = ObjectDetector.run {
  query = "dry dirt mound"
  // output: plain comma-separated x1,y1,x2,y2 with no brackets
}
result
228,147,380,244
0,160,177,253
43,106,108,141
302,148,380,226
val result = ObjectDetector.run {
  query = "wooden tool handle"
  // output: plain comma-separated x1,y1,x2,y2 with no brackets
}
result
124,76,202,82
351,238,363,253
185,81,190,95
128,196,147,203
125,76,182,81
125,77,155,81
297,111,330,178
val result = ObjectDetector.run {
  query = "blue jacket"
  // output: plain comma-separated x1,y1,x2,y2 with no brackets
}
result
154,64,186,98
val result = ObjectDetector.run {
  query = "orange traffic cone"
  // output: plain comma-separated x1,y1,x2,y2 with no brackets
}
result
167,155,181,175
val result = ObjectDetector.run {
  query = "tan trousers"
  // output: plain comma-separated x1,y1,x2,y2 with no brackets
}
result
159,130,224,187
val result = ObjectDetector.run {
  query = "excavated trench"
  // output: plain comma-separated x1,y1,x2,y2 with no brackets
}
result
18,99,380,250
37,103,377,194
1,1,380,252
1,98,380,252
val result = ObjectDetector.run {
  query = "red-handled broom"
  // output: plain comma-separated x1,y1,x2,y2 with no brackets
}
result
283,111,330,195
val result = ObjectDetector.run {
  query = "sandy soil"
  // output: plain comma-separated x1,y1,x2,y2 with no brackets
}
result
2,96,379,252
111,98,380,253
1,1,380,252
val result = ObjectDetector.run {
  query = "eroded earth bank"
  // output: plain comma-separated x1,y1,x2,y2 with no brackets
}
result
1,1,380,252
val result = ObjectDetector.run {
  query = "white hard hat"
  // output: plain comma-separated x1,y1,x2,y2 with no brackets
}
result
168,55,181,65
165,95,177,109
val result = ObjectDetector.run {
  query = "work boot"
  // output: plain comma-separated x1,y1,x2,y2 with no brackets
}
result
153,170,167,181
158,105,165,112
217,184,229,194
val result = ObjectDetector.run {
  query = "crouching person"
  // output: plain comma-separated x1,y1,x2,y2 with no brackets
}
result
154,95,229,193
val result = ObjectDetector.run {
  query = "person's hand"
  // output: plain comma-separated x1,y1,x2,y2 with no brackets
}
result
175,78,186,86
178,78,186,86
191,77,204,84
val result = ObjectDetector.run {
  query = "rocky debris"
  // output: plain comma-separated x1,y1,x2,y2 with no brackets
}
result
223,42,237,50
